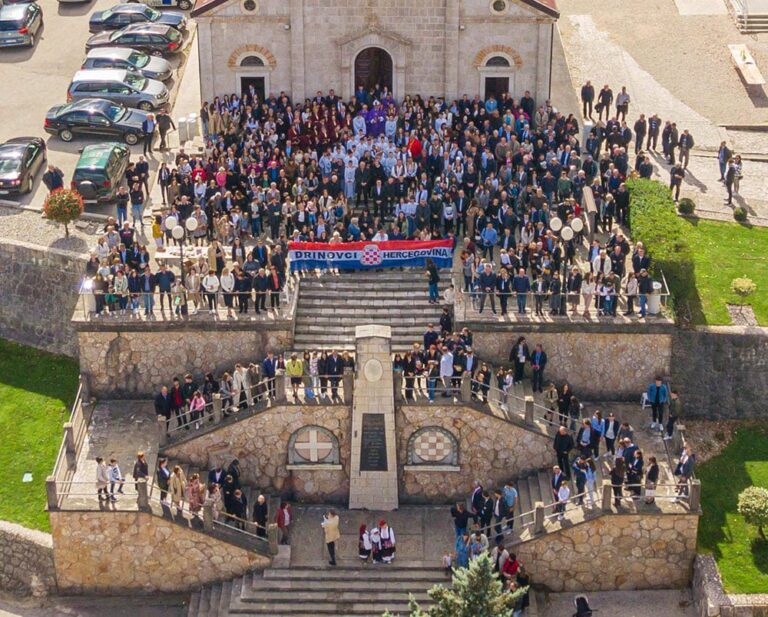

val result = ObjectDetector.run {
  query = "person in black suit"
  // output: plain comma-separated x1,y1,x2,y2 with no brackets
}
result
154,385,172,431
470,481,484,524
551,465,565,502
553,428,574,480
530,344,547,393
207,464,225,487
480,490,494,532
156,458,170,502
326,350,344,401
581,81,595,120
496,269,512,315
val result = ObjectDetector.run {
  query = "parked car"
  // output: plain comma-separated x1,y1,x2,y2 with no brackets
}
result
85,23,182,56
45,98,147,145
82,47,172,81
88,3,185,33
127,0,192,10
67,68,169,111
0,2,42,48
0,137,46,195
71,142,130,203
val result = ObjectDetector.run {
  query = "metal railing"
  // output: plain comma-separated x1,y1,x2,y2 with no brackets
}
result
77,273,299,322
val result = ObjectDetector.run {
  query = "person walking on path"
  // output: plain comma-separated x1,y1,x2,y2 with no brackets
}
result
580,80,595,120
725,158,737,206
156,108,176,151
42,164,64,193
276,501,293,545
322,509,340,566
646,376,669,431
96,457,109,501
425,258,440,304
141,113,156,155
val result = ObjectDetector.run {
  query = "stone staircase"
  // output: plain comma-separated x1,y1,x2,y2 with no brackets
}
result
187,565,445,617
293,269,450,352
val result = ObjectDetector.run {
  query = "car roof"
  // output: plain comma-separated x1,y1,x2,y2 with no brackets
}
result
118,22,170,34
76,143,127,168
86,47,136,59
65,98,118,113
0,4,30,19
0,144,26,158
108,3,149,12
72,68,131,83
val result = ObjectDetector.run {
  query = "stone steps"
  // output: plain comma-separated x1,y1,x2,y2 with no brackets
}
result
188,566,444,617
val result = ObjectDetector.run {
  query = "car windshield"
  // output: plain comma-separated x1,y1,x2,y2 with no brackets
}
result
167,27,181,42
0,20,23,32
105,104,126,122
146,8,161,21
125,73,146,90
74,170,107,184
0,156,21,174
127,50,149,68
100,8,114,20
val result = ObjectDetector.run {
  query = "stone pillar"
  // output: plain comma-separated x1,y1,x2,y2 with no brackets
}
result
444,0,460,100
268,524,279,555
203,502,214,532
45,476,58,511
212,393,223,424
534,501,545,534
289,0,306,101
342,367,354,404
157,415,168,447
535,21,554,103
275,370,287,404
689,479,702,512
393,371,403,403
136,479,149,511
348,325,399,511
602,480,613,513
524,396,535,426
460,373,472,403
673,423,686,454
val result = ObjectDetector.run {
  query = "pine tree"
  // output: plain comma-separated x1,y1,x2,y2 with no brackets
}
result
384,553,526,617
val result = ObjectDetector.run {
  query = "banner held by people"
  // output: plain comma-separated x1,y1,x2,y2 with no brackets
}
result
288,239,453,272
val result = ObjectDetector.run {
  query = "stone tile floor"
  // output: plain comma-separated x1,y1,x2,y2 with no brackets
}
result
540,588,696,617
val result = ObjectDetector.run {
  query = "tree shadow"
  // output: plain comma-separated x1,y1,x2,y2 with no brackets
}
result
752,537,768,574
50,235,88,253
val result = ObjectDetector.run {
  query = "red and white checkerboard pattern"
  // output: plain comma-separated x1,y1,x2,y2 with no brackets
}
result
413,430,452,463
360,244,383,266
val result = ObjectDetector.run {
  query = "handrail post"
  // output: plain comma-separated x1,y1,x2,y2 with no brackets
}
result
203,502,214,532
673,422,685,454
46,476,59,511
602,480,613,513
524,396,535,426
534,501,545,534
137,479,149,511
275,370,287,404
689,479,702,512
342,367,353,404
393,371,403,402
460,373,471,403
268,523,279,555
213,393,223,424
63,422,76,455
157,415,168,447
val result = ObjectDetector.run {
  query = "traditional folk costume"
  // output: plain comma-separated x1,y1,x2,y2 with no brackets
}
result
379,520,396,564
369,527,382,563
358,525,372,561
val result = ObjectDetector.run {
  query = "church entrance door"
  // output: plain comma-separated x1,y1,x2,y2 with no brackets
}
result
484,76,509,101
354,47,393,93
240,76,265,101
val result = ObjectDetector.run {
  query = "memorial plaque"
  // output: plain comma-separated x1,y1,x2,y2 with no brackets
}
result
360,413,388,471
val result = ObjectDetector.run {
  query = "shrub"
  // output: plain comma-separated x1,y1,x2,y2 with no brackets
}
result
43,189,84,237
627,178,697,322
678,198,695,215
737,486,768,539
733,207,748,222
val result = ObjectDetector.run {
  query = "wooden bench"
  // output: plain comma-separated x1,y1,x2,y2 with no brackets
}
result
729,43,766,85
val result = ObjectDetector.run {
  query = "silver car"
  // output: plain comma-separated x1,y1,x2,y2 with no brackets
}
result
67,68,169,111
0,3,42,48
81,47,173,81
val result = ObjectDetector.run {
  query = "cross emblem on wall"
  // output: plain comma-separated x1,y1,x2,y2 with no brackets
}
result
294,428,333,463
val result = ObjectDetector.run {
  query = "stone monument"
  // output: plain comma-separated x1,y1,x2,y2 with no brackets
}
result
348,325,399,510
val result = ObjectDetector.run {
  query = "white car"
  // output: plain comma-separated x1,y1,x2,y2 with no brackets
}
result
81,47,173,82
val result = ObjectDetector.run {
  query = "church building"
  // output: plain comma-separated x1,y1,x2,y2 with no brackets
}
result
192,0,559,104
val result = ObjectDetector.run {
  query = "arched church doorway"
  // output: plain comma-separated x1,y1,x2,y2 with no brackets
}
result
354,47,393,93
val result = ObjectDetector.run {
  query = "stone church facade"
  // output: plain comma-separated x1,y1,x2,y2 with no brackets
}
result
192,0,559,104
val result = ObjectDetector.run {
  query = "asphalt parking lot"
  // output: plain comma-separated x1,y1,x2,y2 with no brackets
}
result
0,0,191,216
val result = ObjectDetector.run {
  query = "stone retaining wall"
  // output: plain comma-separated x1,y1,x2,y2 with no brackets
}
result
515,513,698,591
469,325,674,401
672,327,768,419
0,239,86,357
76,325,292,398
396,405,552,503
163,405,352,503
692,554,768,617
0,521,56,597
50,511,270,593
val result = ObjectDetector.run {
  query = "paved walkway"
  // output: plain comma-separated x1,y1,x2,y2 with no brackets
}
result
557,0,768,225
540,588,696,617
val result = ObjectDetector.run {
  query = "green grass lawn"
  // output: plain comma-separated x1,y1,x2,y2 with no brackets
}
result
0,338,79,532
697,425,768,593
683,219,768,325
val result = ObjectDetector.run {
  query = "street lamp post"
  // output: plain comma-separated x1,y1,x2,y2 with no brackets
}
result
549,215,584,314
164,215,198,285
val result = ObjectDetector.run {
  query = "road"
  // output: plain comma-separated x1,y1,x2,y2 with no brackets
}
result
0,0,191,218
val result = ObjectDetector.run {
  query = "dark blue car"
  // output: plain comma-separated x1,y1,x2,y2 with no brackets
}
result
89,3,186,34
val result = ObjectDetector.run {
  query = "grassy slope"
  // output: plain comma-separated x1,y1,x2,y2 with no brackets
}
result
697,425,768,593
683,219,768,326
0,339,79,532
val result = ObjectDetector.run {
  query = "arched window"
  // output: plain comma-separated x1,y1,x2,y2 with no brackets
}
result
288,426,340,465
407,426,459,466
486,55,511,68
240,55,265,67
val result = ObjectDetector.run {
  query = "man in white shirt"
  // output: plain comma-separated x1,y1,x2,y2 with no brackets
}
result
439,347,454,398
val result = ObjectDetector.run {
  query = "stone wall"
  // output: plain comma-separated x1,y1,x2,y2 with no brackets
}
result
76,324,292,398
468,323,674,401
515,513,699,591
163,405,352,503
0,521,56,597
0,239,86,357
50,511,270,593
692,554,768,617
396,405,552,503
672,327,768,419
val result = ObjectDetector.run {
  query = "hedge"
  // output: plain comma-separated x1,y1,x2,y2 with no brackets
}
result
626,178,699,321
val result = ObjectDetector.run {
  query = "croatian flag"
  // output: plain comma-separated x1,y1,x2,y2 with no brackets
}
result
288,239,454,272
